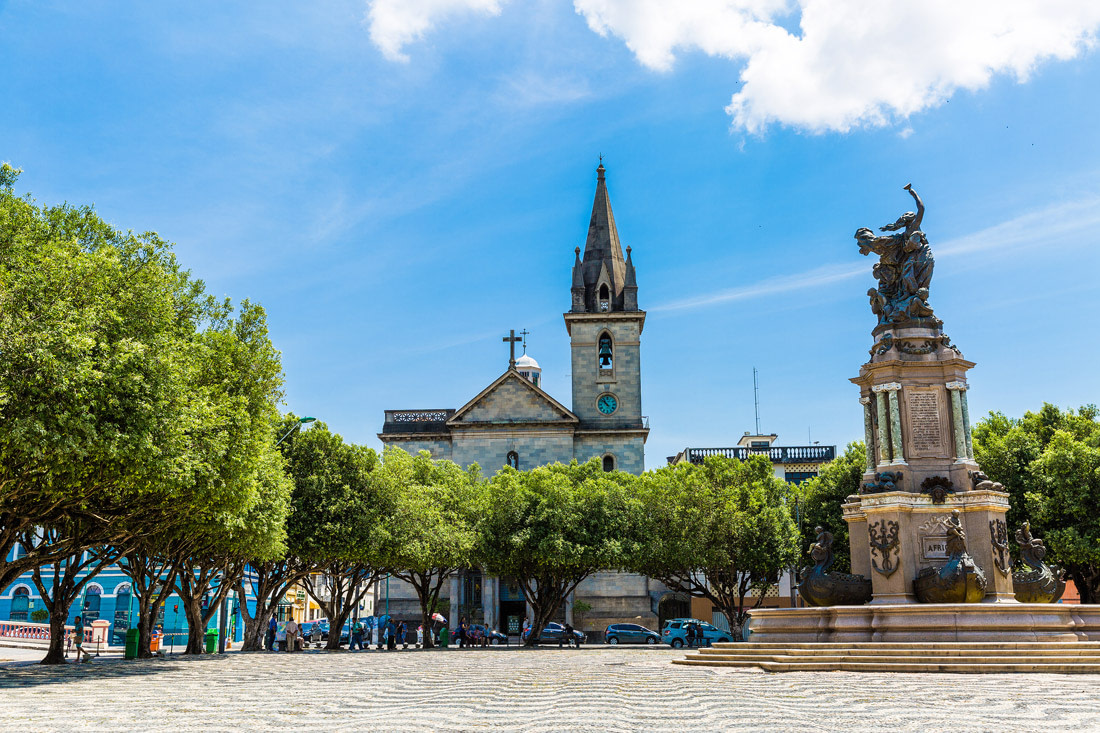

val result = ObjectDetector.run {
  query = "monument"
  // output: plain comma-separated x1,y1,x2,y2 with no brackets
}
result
745,185,1100,643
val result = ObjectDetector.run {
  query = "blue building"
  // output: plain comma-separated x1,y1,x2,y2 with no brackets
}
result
1,546,258,648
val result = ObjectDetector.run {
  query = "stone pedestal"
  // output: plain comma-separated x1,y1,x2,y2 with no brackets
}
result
847,324,1013,603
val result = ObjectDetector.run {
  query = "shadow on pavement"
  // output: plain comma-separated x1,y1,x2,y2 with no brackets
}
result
0,653,229,689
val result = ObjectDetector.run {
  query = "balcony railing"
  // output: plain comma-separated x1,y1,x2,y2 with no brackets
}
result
686,445,835,465
382,409,455,434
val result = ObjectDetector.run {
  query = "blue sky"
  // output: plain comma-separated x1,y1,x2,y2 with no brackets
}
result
3,1,1100,466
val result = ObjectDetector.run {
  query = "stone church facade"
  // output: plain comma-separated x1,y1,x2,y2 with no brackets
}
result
378,164,679,637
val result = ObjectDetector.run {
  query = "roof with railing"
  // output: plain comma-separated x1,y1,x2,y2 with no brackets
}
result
669,444,836,466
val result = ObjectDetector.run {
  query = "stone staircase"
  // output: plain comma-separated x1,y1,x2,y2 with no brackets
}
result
674,641,1100,673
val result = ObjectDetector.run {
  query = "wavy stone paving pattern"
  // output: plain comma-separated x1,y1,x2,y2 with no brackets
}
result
1,649,1099,732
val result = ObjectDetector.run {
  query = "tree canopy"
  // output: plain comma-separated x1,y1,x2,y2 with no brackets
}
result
634,455,800,631
974,403,1100,602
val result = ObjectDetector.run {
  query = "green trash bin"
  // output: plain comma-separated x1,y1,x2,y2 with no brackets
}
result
439,626,449,648
204,628,219,654
124,628,140,660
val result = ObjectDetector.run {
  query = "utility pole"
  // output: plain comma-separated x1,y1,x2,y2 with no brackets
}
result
217,587,229,654
753,367,761,434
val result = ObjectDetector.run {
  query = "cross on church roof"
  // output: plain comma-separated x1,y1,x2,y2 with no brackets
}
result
519,329,530,354
503,329,522,368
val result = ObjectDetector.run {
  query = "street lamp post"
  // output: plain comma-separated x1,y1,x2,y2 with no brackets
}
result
276,416,316,446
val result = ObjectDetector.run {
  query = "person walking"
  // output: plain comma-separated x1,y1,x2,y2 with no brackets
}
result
386,619,397,651
521,618,530,644
350,618,364,650
266,616,277,652
285,618,299,652
399,621,408,650
72,614,92,663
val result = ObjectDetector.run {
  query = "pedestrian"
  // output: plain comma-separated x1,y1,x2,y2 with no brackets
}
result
458,618,469,649
310,621,323,649
72,614,92,663
386,619,397,651
521,618,530,644
351,618,364,650
562,623,576,648
285,618,299,652
266,616,277,652
685,623,696,648
399,621,408,650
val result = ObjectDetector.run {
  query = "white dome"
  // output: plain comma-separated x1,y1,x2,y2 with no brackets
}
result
515,354,540,370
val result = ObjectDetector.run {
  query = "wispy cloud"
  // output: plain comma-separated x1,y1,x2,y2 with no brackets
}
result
652,195,1100,314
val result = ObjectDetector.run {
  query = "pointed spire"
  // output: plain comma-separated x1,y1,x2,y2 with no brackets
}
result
577,160,627,312
571,247,584,288
624,246,636,287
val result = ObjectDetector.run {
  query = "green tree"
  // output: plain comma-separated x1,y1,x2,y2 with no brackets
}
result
974,404,1100,602
382,448,483,648
281,421,391,650
795,443,866,574
479,460,643,647
635,455,800,631
0,164,208,594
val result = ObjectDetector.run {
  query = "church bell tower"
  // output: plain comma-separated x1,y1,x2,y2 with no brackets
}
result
564,162,648,473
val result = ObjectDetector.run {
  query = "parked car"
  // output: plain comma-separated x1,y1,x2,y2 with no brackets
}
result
537,622,586,645
661,618,733,648
471,624,508,645
604,623,660,645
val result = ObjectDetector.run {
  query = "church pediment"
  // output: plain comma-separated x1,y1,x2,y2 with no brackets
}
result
448,370,578,426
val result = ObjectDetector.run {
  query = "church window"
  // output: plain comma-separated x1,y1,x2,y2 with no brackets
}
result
602,455,615,472
506,451,519,469
598,333,613,372
599,284,610,311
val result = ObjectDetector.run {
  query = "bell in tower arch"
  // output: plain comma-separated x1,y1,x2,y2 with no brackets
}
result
598,335,613,368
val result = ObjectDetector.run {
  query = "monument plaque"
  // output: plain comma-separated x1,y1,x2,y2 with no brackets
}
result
905,386,948,457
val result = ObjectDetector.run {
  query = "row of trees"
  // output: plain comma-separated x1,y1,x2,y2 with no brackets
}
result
0,165,290,662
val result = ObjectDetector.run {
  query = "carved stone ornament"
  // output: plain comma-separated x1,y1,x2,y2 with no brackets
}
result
862,471,903,495
920,476,955,504
868,520,900,577
870,333,894,356
939,333,961,355
898,339,937,355
1012,521,1066,603
968,469,1005,493
797,526,872,607
989,519,1010,576
914,510,987,603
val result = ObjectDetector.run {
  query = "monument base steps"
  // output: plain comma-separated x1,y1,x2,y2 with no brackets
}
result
674,641,1100,673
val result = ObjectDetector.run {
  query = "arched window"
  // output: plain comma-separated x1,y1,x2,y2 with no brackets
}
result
598,284,610,311
506,451,519,469
83,584,103,621
602,455,615,472
598,332,613,373
10,586,30,621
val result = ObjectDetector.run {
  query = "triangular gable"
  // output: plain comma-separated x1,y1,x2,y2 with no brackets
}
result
448,370,578,425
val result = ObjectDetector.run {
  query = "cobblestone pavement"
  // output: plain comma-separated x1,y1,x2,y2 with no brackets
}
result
2,646,1100,732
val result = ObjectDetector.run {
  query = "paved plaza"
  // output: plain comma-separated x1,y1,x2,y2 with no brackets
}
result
2,646,1100,732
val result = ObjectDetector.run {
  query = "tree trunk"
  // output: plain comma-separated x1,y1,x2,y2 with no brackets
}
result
42,608,70,665
182,598,207,654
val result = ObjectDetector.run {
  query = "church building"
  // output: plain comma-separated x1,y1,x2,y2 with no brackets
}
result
378,163,676,636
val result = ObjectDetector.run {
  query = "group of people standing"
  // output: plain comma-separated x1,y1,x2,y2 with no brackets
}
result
264,616,411,652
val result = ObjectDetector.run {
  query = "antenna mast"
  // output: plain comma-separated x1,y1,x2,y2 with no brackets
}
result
753,367,761,434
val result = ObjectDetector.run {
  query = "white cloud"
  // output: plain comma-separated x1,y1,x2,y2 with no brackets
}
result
366,1,1100,133
575,0,1100,133
366,0,506,62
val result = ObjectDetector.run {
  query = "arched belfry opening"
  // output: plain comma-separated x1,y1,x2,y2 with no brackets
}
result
598,283,610,311
602,454,615,472
598,332,614,375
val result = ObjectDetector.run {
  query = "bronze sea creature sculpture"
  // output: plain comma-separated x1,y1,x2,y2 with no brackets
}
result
1012,521,1066,603
797,526,872,607
914,510,987,603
